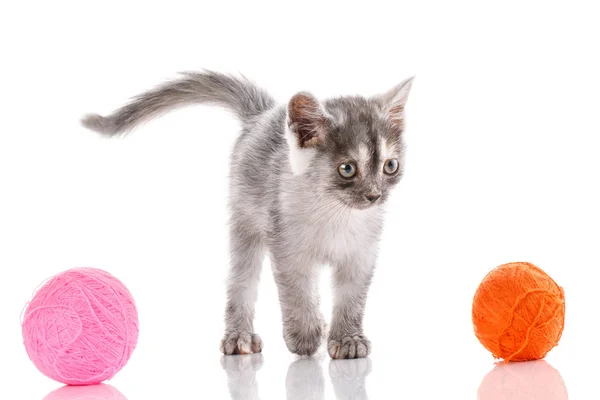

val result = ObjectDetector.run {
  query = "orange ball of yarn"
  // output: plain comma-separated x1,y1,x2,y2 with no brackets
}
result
472,262,565,362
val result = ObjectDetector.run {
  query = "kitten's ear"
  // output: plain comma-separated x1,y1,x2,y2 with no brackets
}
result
376,76,415,130
286,92,331,148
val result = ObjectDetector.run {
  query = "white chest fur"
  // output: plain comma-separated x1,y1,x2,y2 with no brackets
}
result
309,205,381,265
279,180,383,266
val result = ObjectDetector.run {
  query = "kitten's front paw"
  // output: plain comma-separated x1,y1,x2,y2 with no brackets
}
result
328,334,371,359
284,320,325,356
220,331,263,355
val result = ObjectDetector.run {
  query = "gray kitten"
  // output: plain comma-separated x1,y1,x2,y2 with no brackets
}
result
82,71,413,359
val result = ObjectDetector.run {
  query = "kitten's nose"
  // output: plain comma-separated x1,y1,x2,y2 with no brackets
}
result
365,193,381,203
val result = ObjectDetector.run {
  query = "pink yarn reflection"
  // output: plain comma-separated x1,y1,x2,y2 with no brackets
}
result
478,360,568,400
43,384,127,400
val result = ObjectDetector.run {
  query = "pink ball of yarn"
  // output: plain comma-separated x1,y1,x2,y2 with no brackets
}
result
22,268,139,385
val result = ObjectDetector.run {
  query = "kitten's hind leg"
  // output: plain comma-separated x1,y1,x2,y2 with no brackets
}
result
221,220,265,355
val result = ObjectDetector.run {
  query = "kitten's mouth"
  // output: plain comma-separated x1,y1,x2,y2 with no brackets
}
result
351,200,381,210
337,196,382,210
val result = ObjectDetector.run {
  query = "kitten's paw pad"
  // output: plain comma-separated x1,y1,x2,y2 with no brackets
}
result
284,323,324,356
220,331,263,355
328,335,371,359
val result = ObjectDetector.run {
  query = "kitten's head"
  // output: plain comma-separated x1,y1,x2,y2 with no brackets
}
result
285,77,414,209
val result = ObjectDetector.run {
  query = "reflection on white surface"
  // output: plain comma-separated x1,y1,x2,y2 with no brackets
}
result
328,358,371,400
286,358,325,400
43,384,127,400
221,354,264,400
221,354,371,400
478,360,568,400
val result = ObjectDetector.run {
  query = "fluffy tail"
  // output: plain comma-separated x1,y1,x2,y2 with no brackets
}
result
81,70,275,135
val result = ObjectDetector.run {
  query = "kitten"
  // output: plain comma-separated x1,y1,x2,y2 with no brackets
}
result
82,70,413,359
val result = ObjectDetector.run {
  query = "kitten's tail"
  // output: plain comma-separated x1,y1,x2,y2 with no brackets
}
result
81,70,275,135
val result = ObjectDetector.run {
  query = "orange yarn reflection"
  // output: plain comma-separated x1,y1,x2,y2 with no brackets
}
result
43,384,127,400
478,360,568,400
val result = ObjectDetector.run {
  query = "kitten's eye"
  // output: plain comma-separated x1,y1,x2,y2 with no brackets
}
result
383,158,399,175
338,162,357,178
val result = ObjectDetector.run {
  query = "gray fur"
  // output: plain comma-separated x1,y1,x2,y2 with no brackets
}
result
82,71,274,135
82,70,414,358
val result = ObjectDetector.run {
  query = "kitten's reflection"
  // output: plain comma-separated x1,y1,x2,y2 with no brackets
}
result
478,360,568,400
43,384,127,400
286,357,371,400
221,354,372,400
221,354,264,400
328,358,371,400
286,358,325,400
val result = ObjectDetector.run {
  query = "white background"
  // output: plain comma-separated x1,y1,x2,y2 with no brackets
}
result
1,1,599,399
